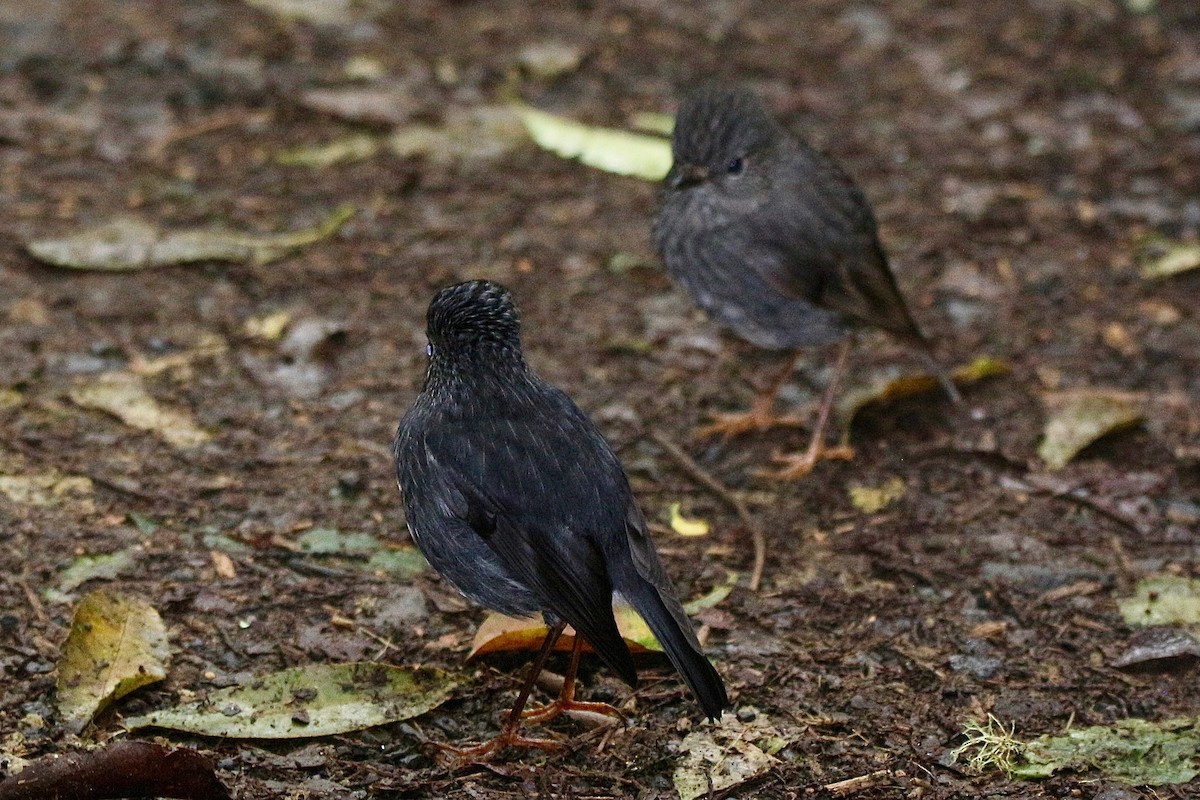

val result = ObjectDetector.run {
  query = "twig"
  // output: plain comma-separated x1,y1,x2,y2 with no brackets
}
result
648,430,766,591
144,109,272,159
823,769,896,796
17,576,48,624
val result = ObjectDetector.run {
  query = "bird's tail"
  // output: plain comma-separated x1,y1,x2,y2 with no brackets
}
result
910,341,962,404
623,581,728,720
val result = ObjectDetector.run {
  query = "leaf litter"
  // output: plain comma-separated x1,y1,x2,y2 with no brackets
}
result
673,707,796,800
1037,389,1144,469
69,372,210,449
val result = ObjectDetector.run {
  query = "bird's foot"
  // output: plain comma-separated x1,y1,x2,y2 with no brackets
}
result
694,407,807,441
761,442,855,480
432,725,564,765
522,697,625,727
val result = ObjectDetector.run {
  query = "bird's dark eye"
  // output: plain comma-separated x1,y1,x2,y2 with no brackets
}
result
726,157,745,175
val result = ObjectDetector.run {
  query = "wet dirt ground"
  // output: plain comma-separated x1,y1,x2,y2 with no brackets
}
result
2,0,1199,797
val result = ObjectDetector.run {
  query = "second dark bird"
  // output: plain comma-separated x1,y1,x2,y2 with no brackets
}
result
654,87,960,479
394,280,728,759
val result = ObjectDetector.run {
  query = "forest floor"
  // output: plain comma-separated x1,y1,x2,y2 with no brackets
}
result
1,0,1199,798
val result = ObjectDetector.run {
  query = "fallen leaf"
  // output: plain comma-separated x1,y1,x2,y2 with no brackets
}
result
389,105,526,163
26,206,353,271
69,372,210,449
0,740,230,800
1139,237,1200,279
1037,389,1144,469
468,606,662,660
366,547,428,579
276,134,379,167
517,106,672,181
55,547,139,594
57,590,170,734
243,0,355,25
673,709,794,800
839,356,1010,427
0,472,93,508
469,575,738,659
628,111,675,136
517,42,584,78
296,527,379,555
123,663,458,739
668,502,710,536
1113,628,1200,669
1117,575,1200,628
243,310,293,340
848,476,907,514
1014,718,1200,784
299,87,414,125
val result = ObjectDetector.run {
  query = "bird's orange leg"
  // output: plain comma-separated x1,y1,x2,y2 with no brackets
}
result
695,351,807,440
433,622,568,764
521,634,624,726
764,339,856,479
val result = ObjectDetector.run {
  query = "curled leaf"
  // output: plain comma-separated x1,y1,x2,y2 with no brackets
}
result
57,590,170,734
275,134,379,168
124,663,458,739
1138,237,1200,279
517,106,672,181
668,502,710,536
839,356,1010,426
1037,389,1144,469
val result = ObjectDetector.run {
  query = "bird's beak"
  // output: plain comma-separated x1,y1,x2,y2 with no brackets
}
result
667,162,708,189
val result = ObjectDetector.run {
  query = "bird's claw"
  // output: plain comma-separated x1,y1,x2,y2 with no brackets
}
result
760,443,855,480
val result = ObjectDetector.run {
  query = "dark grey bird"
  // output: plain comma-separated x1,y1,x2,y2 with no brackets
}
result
654,87,960,478
394,280,728,758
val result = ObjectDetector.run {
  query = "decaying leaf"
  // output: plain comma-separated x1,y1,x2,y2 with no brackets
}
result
0,471,93,508
389,105,526,163
673,708,794,800
954,715,1200,785
243,310,293,340
517,42,584,79
668,502,710,536
682,571,740,616
55,547,139,595
839,356,1010,427
26,206,353,271
1112,627,1200,669
1015,718,1200,784
1117,575,1200,628
1138,237,1200,279
848,476,907,513
57,590,170,734
0,740,230,800
244,0,355,25
517,106,673,181
123,663,458,739
275,134,380,168
69,372,210,449
1037,389,1144,470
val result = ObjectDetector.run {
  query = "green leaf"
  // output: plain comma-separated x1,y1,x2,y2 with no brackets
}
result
124,663,459,739
366,547,428,578
1118,575,1200,628
57,590,170,734
1015,718,1200,785
296,527,380,555
517,106,672,181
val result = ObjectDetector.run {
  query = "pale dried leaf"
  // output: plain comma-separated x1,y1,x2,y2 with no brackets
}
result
69,372,210,449
1038,390,1143,469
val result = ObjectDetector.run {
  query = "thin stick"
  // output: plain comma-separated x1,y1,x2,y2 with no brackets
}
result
823,769,895,796
648,429,766,591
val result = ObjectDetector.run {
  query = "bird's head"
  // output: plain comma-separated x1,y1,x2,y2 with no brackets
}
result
425,280,523,367
665,87,780,193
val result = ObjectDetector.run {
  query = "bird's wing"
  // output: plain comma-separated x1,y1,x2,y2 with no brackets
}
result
424,399,638,685
748,149,928,343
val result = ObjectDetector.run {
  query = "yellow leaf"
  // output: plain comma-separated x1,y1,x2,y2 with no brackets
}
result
517,106,672,181
668,502,710,536
57,589,169,733
848,476,907,514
